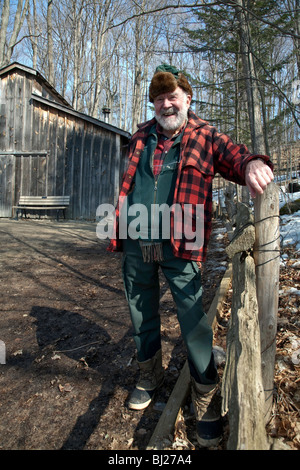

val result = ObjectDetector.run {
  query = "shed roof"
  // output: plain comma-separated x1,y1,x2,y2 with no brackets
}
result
0,62,131,139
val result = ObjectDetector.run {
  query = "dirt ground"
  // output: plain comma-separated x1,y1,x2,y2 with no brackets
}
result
0,217,298,451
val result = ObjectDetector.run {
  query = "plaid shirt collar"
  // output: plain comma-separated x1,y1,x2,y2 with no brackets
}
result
153,121,186,176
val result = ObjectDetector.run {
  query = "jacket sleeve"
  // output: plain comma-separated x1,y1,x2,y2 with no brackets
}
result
211,127,273,184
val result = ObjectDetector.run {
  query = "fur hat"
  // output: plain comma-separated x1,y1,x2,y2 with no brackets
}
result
149,64,193,103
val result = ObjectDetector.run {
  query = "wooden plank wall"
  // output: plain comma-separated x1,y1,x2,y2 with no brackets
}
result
0,69,128,219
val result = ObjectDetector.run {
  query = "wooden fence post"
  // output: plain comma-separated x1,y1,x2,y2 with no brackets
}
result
253,182,280,422
222,203,269,450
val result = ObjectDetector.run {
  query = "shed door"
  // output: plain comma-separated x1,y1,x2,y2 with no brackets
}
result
0,155,14,217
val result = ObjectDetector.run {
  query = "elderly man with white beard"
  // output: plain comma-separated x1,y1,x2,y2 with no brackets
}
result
108,64,273,447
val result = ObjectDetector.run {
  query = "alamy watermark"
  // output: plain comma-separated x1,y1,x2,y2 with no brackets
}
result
96,197,204,250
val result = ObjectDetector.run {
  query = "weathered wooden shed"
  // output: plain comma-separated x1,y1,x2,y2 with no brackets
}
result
0,62,130,219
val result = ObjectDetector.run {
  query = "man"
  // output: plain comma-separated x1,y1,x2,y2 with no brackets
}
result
107,64,273,447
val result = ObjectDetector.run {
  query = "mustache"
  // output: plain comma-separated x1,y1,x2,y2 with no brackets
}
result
160,107,178,116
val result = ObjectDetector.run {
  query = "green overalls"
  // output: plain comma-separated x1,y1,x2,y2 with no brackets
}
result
122,126,217,385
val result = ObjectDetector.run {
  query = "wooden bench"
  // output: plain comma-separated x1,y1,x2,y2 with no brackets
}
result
13,196,70,221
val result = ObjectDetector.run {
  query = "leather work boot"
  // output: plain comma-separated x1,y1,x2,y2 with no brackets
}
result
128,349,164,410
191,377,223,447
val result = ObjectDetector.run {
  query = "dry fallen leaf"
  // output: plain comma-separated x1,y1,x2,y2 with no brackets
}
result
58,383,73,393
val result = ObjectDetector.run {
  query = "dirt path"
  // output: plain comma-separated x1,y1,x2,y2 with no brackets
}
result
0,218,228,450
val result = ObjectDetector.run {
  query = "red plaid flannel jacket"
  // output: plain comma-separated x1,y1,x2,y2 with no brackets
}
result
107,110,272,262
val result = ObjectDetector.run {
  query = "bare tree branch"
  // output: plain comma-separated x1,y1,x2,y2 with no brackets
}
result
105,0,300,41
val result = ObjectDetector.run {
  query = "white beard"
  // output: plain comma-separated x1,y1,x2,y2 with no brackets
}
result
155,100,189,132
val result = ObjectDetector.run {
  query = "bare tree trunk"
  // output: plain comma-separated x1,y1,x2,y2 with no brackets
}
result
236,0,265,154
26,0,38,69
287,0,300,79
124,50,130,131
0,0,10,66
72,0,84,110
90,0,112,118
47,0,54,85
0,0,30,67
131,16,143,133
130,0,163,132
295,0,300,79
